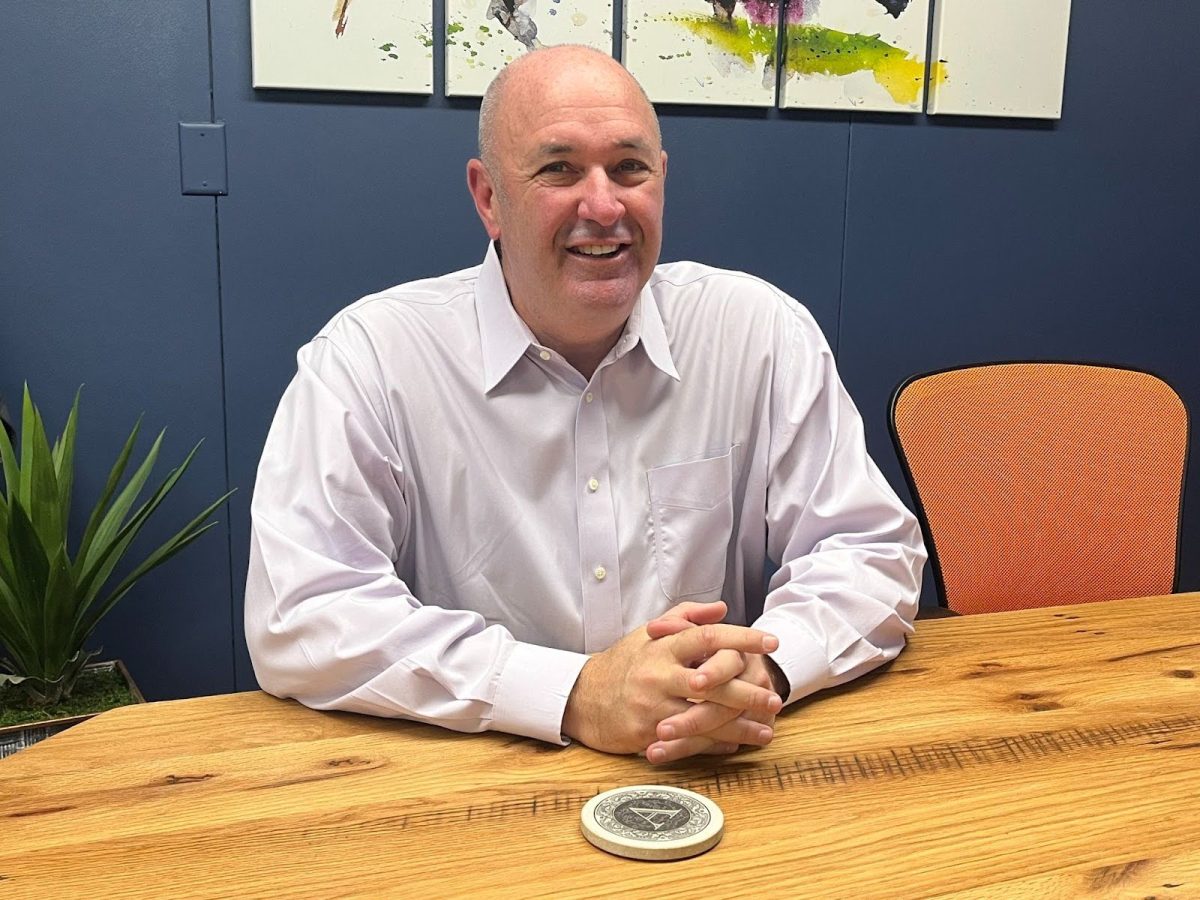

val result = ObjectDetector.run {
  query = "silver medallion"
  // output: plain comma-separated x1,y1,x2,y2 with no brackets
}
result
590,787,711,842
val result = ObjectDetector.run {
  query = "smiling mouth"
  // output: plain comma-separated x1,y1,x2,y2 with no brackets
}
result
568,244,625,259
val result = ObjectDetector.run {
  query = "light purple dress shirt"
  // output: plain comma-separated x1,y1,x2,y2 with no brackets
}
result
245,244,926,744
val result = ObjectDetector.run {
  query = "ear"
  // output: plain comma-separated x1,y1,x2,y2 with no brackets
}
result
660,149,668,179
466,159,503,241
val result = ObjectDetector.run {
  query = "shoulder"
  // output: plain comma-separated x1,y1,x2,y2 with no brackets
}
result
317,264,480,341
649,260,821,338
291,264,483,401
298,264,482,368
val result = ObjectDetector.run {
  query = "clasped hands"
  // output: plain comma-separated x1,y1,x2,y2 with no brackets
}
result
562,601,785,764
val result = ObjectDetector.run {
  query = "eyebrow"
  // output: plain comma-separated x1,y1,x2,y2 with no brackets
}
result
534,137,654,157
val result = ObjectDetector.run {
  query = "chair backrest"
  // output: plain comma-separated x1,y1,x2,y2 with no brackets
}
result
890,362,1189,614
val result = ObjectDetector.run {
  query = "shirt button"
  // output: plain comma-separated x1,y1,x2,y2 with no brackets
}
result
587,477,599,492
593,565,607,581
585,392,594,403
539,350,551,361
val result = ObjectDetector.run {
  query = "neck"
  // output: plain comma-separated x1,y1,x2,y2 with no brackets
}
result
506,294,629,383
554,335,620,380
497,249,633,379
523,315,624,379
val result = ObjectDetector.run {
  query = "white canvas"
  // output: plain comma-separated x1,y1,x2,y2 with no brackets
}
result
928,0,1071,118
778,0,932,112
251,0,433,94
623,0,777,106
446,0,613,97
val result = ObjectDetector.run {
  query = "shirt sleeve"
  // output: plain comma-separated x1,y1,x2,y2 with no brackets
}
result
753,301,927,706
244,336,588,745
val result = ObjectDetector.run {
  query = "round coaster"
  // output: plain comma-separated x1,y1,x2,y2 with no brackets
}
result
580,785,724,861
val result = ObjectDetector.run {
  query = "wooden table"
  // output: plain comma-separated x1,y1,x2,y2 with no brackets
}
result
3,594,1199,898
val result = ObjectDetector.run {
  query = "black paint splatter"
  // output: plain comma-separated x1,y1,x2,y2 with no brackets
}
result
874,0,910,17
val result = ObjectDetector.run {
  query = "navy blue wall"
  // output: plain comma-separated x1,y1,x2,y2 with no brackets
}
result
2,1,1197,699
1,3,233,699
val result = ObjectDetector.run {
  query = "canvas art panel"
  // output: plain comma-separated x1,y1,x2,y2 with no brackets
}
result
623,0,778,106
251,0,433,94
927,0,1071,118
446,0,613,97
778,0,932,112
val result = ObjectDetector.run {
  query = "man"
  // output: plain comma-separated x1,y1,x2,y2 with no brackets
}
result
245,46,925,764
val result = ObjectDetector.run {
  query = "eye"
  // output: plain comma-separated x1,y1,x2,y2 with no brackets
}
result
538,161,572,175
617,159,650,173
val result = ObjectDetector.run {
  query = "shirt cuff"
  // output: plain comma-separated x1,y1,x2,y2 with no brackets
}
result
752,613,831,707
491,641,590,745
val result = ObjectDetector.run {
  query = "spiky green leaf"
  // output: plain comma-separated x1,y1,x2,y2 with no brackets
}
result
0,498,14,590
0,409,19,505
18,388,65,558
74,416,142,577
7,500,50,668
50,388,81,544
75,429,163,581
42,544,77,675
78,490,232,641
0,386,228,706
77,520,222,643
18,385,35,511
73,440,195,613
0,577,39,674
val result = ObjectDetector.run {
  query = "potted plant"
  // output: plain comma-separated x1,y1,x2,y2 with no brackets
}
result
0,385,231,757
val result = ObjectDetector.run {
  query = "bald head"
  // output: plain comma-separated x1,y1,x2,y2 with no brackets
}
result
477,45,662,176
464,41,667,376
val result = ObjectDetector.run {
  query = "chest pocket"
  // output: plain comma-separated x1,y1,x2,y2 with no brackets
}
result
647,447,736,599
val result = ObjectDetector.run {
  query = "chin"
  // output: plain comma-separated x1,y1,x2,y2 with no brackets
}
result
572,288,639,317
570,276,643,311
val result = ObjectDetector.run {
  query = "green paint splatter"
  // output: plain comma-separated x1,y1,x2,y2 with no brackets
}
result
784,25,924,102
675,16,775,66
379,39,417,60
675,17,944,105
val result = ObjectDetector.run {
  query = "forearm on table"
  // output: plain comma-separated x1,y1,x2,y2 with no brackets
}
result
245,538,588,744
753,541,924,705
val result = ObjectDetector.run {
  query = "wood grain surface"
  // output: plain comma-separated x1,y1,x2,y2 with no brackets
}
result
2,594,1198,899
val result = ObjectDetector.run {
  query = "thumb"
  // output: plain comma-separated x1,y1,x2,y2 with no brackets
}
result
645,600,728,640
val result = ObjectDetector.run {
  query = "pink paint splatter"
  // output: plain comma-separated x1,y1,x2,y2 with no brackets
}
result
741,0,777,25
786,0,816,23
742,0,813,25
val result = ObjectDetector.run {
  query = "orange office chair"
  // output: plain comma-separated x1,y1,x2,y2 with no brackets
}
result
890,363,1189,614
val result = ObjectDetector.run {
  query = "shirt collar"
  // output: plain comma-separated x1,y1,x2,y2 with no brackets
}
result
476,242,681,393
477,243,539,393
632,280,680,382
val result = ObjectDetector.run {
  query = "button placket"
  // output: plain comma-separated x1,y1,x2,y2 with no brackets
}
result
574,381,623,652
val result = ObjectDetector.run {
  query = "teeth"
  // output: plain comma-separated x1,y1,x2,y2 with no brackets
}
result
573,244,620,256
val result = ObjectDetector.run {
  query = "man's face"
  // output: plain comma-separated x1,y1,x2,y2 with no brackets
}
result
469,56,667,348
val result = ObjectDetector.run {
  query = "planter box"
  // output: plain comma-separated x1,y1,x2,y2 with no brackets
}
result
0,660,144,760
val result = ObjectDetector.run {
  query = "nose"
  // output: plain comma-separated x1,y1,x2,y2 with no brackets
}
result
576,169,625,227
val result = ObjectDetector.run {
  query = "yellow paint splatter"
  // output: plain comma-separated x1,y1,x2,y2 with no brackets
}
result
674,17,948,106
